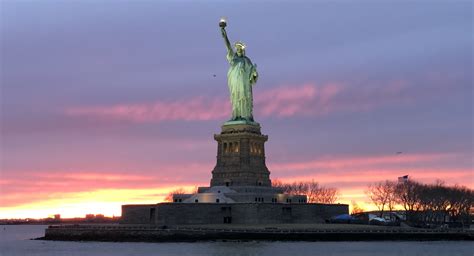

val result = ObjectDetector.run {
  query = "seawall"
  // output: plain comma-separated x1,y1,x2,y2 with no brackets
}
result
41,224,474,242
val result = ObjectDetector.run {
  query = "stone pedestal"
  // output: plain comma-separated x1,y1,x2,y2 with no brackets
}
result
210,122,271,187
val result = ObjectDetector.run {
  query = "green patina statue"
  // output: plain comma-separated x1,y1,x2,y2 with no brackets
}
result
220,18,258,123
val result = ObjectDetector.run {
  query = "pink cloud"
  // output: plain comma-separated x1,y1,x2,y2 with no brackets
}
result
269,152,474,189
65,96,229,123
277,168,473,186
255,83,343,117
269,152,457,172
64,80,416,123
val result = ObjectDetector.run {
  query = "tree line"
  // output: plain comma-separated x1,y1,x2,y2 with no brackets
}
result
366,179,473,226
272,180,339,204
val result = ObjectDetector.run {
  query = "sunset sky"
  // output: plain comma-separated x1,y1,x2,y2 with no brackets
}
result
1,1,472,219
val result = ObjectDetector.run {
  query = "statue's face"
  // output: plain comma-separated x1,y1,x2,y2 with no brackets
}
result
236,45,245,57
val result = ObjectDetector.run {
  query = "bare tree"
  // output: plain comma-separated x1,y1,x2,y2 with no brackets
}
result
290,181,309,195
395,180,423,221
367,178,473,225
366,181,387,217
365,180,397,217
418,181,450,223
272,179,284,188
312,186,339,204
446,185,474,226
351,200,364,214
273,180,339,203
305,180,320,203
164,188,188,202
385,181,397,212
274,181,307,195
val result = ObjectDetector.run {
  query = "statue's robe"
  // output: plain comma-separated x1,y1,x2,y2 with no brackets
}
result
226,50,257,121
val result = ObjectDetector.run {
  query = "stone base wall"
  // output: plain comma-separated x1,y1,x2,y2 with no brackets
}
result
120,205,156,224
43,224,474,242
122,203,348,225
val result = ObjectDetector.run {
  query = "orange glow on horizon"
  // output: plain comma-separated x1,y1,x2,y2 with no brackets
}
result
0,186,196,219
2,175,470,219
1,152,472,219
0,186,380,219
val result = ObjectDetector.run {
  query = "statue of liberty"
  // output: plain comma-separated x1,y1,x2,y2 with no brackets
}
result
219,18,258,123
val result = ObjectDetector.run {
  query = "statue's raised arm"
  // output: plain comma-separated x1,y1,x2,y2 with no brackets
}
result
219,19,234,62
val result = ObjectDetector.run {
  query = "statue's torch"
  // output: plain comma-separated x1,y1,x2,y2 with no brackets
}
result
219,17,227,28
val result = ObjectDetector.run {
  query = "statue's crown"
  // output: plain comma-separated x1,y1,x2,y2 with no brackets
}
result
235,41,246,49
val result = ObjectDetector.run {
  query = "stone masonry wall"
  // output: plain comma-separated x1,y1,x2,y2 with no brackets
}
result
122,203,348,225
121,205,155,224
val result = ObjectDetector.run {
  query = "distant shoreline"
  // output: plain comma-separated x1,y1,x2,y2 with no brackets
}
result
0,222,119,225
39,224,473,242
